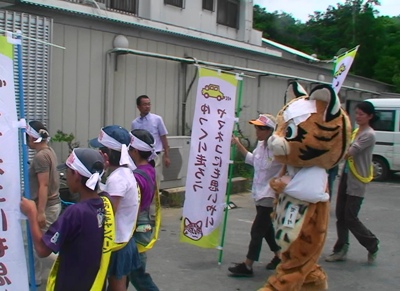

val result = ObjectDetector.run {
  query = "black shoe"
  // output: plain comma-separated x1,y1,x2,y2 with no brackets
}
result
228,262,253,277
266,256,281,270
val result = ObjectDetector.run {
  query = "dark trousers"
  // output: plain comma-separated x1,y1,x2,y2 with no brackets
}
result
128,252,159,291
333,173,379,253
246,205,280,262
327,165,339,201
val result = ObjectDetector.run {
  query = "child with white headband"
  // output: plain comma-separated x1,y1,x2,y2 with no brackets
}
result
25,120,61,286
21,148,111,290
128,129,159,290
89,125,141,291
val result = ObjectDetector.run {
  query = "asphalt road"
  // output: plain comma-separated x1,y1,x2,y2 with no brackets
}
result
38,174,400,291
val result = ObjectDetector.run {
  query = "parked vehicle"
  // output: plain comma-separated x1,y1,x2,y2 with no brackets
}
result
366,98,400,181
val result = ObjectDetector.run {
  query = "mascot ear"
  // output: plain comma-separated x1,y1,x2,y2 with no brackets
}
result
309,84,341,122
285,81,308,101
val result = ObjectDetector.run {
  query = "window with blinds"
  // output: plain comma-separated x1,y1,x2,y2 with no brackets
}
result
0,10,51,167
0,10,51,127
203,0,214,11
165,0,184,8
217,0,239,28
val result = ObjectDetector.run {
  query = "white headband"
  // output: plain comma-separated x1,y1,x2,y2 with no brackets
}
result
98,129,136,170
130,136,157,161
283,99,317,125
66,150,104,190
26,124,51,143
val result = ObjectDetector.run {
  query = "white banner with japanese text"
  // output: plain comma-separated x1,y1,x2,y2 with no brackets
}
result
0,35,29,290
180,67,238,248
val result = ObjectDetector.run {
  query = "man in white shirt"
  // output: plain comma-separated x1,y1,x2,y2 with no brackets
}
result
131,95,170,190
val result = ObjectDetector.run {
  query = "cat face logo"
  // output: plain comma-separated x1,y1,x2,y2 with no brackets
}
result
201,84,225,101
183,217,203,241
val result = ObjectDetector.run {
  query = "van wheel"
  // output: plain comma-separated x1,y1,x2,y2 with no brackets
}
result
372,156,389,181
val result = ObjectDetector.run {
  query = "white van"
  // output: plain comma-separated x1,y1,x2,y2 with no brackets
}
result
366,98,400,181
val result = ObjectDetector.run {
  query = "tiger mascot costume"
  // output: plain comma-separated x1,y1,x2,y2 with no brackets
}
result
259,82,351,291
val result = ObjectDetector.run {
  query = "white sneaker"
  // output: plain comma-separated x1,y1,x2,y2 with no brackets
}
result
325,251,347,262
325,245,348,262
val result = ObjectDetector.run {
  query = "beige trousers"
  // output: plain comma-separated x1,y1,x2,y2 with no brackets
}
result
34,203,61,284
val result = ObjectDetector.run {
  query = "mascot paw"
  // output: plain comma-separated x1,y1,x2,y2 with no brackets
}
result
300,266,328,291
270,177,288,194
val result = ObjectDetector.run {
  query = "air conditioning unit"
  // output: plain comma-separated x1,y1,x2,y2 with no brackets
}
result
160,136,191,189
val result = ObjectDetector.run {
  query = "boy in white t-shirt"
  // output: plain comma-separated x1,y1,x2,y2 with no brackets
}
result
90,125,140,291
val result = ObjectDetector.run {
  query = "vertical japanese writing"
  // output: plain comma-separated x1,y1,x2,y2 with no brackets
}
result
0,196,10,286
183,68,238,248
192,104,211,193
0,37,31,287
205,108,228,227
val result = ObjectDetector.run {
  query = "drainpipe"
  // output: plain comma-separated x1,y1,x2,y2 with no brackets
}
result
179,63,187,135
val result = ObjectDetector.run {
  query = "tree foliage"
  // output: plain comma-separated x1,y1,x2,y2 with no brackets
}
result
253,1,400,92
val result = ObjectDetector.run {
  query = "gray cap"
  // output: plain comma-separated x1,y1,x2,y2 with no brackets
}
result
57,148,104,174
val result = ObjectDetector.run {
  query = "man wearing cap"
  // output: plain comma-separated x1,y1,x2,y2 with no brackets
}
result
25,120,61,286
131,95,170,190
21,148,112,291
228,114,282,277
89,125,142,291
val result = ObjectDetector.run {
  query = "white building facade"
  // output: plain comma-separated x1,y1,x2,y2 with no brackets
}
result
1,0,393,164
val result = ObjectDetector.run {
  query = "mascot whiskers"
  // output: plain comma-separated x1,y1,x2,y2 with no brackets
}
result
258,82,351,291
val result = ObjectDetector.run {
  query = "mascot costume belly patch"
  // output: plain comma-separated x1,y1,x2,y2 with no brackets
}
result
258,82,351,291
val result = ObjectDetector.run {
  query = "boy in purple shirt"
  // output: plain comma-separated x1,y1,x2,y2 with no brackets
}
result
128,129,159,291
21,148,110,291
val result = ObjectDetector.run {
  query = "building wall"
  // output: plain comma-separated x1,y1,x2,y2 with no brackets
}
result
5,5,392,159
138,0,261,45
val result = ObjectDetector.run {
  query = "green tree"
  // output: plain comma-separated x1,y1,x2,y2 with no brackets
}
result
253,0,400,92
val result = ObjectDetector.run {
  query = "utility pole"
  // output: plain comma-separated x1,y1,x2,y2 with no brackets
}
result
352,0,357,44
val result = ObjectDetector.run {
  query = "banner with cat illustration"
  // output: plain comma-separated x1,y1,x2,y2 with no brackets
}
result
0,35,29,290
181,67,238,248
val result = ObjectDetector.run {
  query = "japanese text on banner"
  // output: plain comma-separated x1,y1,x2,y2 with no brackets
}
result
181,67,238,248
0,35,29,290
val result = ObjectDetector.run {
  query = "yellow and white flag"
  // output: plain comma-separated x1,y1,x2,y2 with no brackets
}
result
0,35,29,290
332,45,359,93
181,67,238,248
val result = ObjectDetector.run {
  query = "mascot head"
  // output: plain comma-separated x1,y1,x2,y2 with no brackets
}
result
268,82,351,169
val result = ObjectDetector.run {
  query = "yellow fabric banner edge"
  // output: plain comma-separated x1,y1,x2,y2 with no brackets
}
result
0,36,13,59
199,67,238,87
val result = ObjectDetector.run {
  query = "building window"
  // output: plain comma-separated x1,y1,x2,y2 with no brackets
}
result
374,110,395,132
165,0,184,8
203,0,214,11
217,0,239,28
109,0,138,14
